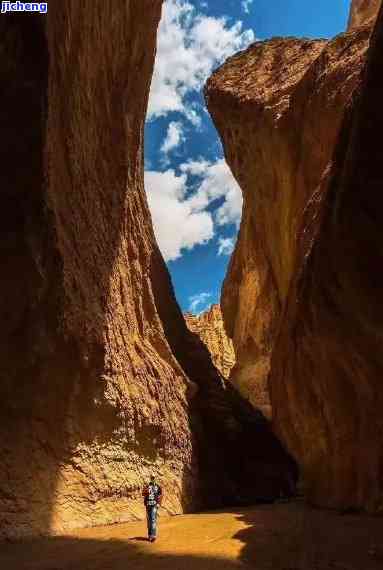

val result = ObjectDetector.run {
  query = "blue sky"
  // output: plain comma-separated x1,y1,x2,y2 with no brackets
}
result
145,0,352,314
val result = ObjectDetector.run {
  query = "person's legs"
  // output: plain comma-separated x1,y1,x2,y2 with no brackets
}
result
146,507,151,538
148,505,158,541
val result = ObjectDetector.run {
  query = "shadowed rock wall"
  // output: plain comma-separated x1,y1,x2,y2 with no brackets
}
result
150,252,297,509
0,1,199,539
271,5,383,513
206,10,383,511
206,31,368,417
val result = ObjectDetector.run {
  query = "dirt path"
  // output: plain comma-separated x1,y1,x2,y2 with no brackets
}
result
1,502,382,569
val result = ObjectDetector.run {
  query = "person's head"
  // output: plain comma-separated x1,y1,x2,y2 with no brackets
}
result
150,474,155,484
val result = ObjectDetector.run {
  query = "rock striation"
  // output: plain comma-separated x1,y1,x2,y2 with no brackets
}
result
348,0,381,30
0,0,295,540
0,0,197,540
185,305,235,379
206,8,383,511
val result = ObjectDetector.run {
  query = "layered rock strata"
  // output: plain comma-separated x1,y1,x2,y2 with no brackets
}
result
206,11,383,511
0,1,295,540
185,305,235,379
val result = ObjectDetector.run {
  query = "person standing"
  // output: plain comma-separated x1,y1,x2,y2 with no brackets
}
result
142,474,163,542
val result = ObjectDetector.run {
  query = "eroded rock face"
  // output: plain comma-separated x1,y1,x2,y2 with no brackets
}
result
348,0,381,30
185,305,235,379
0,1,198,539
0,0,296,540
205,17,383,511
271,6,383,513
206,35,353,414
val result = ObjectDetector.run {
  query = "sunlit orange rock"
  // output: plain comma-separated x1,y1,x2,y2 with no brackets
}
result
348,0,381,29
206,7,383,511
185,305,235,379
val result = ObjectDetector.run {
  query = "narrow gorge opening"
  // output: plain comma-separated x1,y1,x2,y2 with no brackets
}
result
144,0,248,319
143,0,301,508
1,1,383,567
143,0,357,507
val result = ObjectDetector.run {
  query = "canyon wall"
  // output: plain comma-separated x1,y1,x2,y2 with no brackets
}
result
348,0,381,30
270,5,383,513
185,305,235,379
0,0,198,539
0,0,295,540
206,10,383,511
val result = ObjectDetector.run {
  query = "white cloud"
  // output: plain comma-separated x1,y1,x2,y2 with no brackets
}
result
218,237,236,256
148,0,255,123
184,107,202,128
189,292,212,313
161,121,185,155
145,158,242,261
179,158,211,176
181,158,243,227
215,181,243,226
242,0,254,14
145,169,214,261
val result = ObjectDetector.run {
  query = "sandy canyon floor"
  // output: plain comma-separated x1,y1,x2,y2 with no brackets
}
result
1,502,382,570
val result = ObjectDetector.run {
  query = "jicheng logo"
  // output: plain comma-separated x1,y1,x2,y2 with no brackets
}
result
1,2,48,13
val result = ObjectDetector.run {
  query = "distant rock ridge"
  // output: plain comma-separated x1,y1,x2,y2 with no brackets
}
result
185,304,235,379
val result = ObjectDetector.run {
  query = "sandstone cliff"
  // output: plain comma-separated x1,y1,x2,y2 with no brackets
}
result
0,1,197,539
348,0,381,30
185,305,235,379
206,11,383,511
270,5,383,513
0,1,295,540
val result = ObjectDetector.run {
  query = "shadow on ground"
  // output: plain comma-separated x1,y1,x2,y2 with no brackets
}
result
236,503,383,569
1,504,382,570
